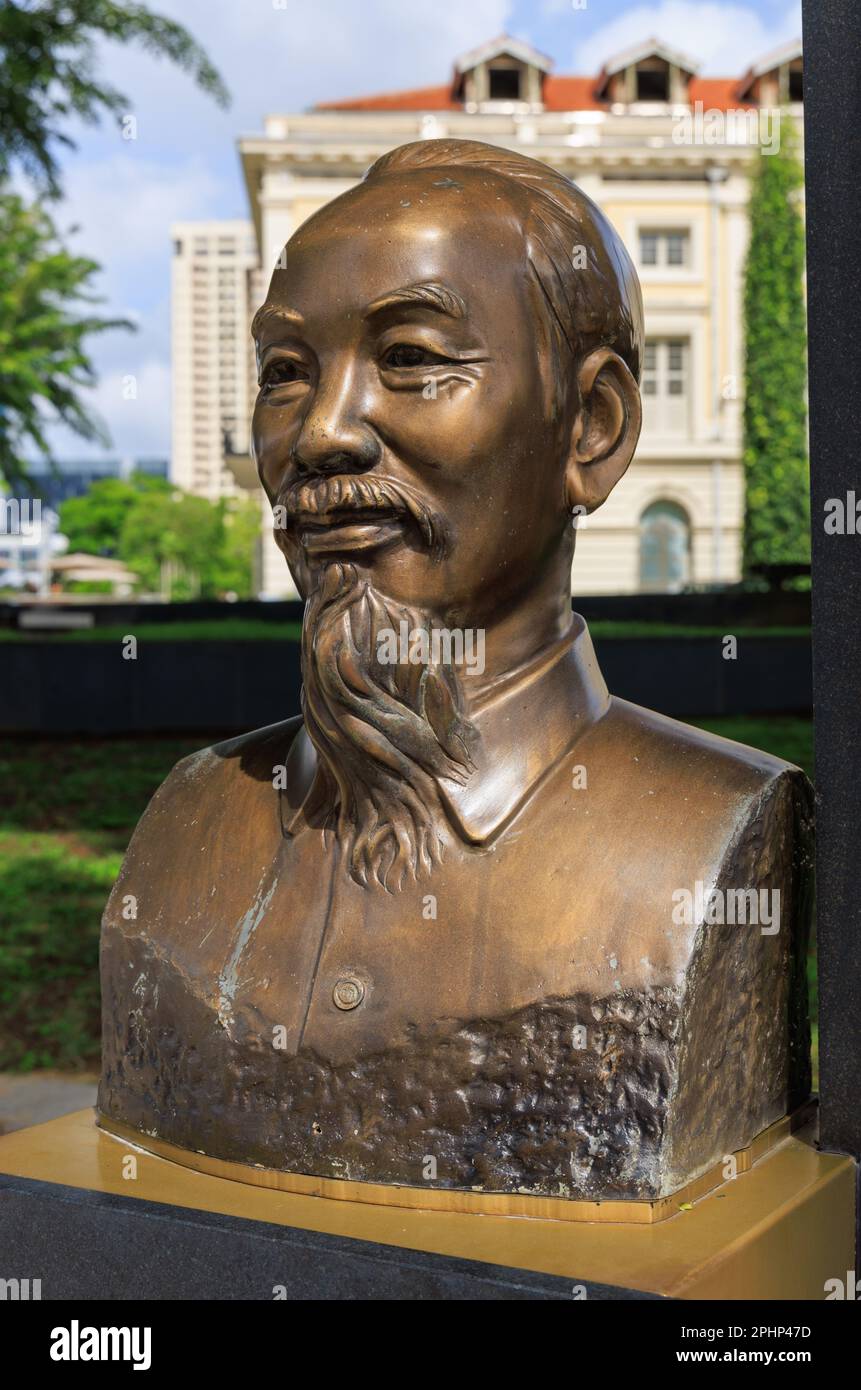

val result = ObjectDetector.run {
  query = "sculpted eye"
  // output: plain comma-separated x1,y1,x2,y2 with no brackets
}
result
382,344,450,370
262,359,309,391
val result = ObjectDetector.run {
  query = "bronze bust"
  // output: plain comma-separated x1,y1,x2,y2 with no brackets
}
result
98,140,811,1202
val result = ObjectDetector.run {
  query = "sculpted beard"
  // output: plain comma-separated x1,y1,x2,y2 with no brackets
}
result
282,477,477,891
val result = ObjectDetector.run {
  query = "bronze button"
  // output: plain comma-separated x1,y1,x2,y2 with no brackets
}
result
333,976,364,1010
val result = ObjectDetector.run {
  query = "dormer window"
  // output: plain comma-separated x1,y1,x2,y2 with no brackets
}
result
452,34,553,109
594,39,698,106
636,64,669,101
737,41,803,106
489,66,521,101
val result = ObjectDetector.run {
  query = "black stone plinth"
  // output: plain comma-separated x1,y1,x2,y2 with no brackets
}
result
0,1173,660,1301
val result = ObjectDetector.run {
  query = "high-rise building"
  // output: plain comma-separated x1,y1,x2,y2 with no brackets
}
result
226,34,803,597
170,220,262,501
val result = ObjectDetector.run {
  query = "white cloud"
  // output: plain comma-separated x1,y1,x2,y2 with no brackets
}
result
44,359,173,461
36,155,223,460
570,1,802,75
57,153,224,289
86,0,515,151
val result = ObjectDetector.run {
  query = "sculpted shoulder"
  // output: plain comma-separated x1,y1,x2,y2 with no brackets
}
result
597,695,805,794
111,715,303,894
541,694,813,915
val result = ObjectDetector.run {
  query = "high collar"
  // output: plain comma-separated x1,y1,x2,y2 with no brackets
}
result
282,613,609,848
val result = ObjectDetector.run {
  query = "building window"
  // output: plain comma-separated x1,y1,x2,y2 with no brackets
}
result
641,338,689,435
488,67,521,101
788,68,803,102
635,66,669,101
639,229,690,268
639,501,691,592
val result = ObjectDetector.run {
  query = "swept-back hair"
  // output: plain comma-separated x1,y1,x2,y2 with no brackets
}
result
363,139,643,392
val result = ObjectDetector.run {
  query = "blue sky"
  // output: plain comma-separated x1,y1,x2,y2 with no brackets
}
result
41,0,802,462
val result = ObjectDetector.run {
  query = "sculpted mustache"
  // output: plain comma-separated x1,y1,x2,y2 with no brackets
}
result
277,475,445,557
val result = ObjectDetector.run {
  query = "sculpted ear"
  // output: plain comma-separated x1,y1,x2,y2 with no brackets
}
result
565,347,641,514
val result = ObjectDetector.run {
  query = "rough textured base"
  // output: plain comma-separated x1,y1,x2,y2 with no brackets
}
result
101,989,681,1200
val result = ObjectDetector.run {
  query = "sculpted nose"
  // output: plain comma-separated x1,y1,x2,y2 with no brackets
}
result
293,364,380,476
294,434,379,476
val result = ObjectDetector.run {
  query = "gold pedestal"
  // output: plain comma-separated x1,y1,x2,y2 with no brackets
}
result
0,1109,854,1300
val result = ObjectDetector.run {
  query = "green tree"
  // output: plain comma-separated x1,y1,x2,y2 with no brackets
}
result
57,470,169,554
118,488,226,599
742,121,809,576
0,0,228,197
0,0,228,489
59,475,258,600
219,496,261,598
0,193,133,489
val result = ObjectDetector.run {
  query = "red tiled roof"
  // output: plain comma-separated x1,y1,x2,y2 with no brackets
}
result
542,76,605,111
688,77,752,109
315,73,756,114
317,83,460,111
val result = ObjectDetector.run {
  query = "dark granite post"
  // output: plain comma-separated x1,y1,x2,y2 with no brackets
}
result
802,0,861,1255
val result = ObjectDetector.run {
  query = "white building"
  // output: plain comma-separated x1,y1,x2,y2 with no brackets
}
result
170,220,262,501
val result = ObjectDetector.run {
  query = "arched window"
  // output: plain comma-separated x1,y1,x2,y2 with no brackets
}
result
639,500,691,592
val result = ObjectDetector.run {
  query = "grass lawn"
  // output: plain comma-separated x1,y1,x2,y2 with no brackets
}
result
0,717,816,1075
0,736,213,1070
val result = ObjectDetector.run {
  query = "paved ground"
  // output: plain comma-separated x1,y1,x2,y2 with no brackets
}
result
0,1072,98,1135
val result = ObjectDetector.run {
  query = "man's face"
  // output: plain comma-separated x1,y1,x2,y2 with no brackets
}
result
252,169,572,622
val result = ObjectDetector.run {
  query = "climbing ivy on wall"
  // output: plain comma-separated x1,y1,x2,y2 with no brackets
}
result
742,121,809,575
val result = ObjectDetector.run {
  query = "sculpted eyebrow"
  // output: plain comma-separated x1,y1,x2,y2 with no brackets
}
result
363,282,467,321
251,303,304,343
